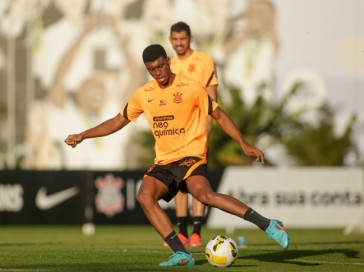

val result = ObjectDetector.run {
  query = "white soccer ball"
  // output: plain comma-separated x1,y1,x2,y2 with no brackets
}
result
205,235,238,267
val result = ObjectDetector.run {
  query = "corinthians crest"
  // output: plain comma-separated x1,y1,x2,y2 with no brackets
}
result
173,92,183,104
95,174,124,217
188,63,196,72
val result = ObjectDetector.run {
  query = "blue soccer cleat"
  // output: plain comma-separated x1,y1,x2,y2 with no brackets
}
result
266,219,290,249
159,251,195,266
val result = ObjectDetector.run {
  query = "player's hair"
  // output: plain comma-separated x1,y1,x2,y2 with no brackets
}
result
170,21,191,36
142,44,167,63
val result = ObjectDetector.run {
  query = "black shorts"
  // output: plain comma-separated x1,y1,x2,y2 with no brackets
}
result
144,156,207,202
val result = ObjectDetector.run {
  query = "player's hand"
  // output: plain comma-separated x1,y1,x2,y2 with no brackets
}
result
243,146,264,164
64,134,83,148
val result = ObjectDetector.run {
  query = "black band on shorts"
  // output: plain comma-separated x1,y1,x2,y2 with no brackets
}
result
144,157,207,202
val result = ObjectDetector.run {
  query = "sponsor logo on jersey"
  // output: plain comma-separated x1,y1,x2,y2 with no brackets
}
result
144,86,154,92
152,121,185,138
159,100,166,106
177,82,188,87
153,115,174,121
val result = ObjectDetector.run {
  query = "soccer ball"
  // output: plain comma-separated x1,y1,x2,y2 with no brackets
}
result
205,235,238,267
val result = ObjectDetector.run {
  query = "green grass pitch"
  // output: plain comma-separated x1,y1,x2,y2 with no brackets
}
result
0,225,363,271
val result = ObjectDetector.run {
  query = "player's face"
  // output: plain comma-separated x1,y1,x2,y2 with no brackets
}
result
145,56,173,87
169,31,192,56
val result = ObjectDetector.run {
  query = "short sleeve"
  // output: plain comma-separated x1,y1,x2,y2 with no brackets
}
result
203,56,219,87
120,89,143,122
195,82,218,116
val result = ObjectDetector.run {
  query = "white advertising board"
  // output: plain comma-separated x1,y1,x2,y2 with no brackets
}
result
207,167,364,228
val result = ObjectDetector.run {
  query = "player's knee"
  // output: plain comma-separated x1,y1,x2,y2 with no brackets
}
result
137,191,152,208
196,191,215,206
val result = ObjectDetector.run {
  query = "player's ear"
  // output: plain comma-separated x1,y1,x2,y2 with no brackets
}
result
190,35,194,44
167,56,171,64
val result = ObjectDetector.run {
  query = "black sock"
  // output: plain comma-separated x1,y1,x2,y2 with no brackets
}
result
176,216,188,237
192,216,204,236
243,208,270,231
164,231,188,253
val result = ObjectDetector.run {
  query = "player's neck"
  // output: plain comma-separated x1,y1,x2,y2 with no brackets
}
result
158,72,176,89
178,49,193,60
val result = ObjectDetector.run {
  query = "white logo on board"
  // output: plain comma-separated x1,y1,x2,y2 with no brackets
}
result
36,186,80,210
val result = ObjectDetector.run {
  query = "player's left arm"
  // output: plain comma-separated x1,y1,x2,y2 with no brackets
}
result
203,55,219,135
206,85,217,101
210,106,264,163
205,85,217,135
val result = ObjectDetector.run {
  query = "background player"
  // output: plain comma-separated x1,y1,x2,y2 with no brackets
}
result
64,44,289,266
168,21,218,247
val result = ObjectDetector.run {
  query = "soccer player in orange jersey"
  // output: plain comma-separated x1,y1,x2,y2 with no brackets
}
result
65,44,289,266
168,21,218,247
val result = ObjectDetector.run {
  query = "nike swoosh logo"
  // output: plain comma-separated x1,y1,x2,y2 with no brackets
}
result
36,186,80,210
275,222,285,231
179,259,189,265
148,99,154,102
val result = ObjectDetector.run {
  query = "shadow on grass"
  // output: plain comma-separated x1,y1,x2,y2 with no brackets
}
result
246,240,364,247
293,241,364,246
195,259,256,268
0,241,63,247
241,249,360,266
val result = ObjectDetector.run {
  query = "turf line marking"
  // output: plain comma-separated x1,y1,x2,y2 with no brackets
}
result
0,269,54,272
292,259,364,266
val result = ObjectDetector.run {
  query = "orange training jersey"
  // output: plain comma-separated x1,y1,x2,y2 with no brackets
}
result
121,74,218,165
171,50,218,88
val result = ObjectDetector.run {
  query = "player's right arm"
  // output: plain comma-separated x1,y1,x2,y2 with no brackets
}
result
64,113,130,148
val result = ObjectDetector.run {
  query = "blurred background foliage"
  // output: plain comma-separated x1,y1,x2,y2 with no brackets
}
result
0,104,6,162
133,81,358,169
281,106,357,166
